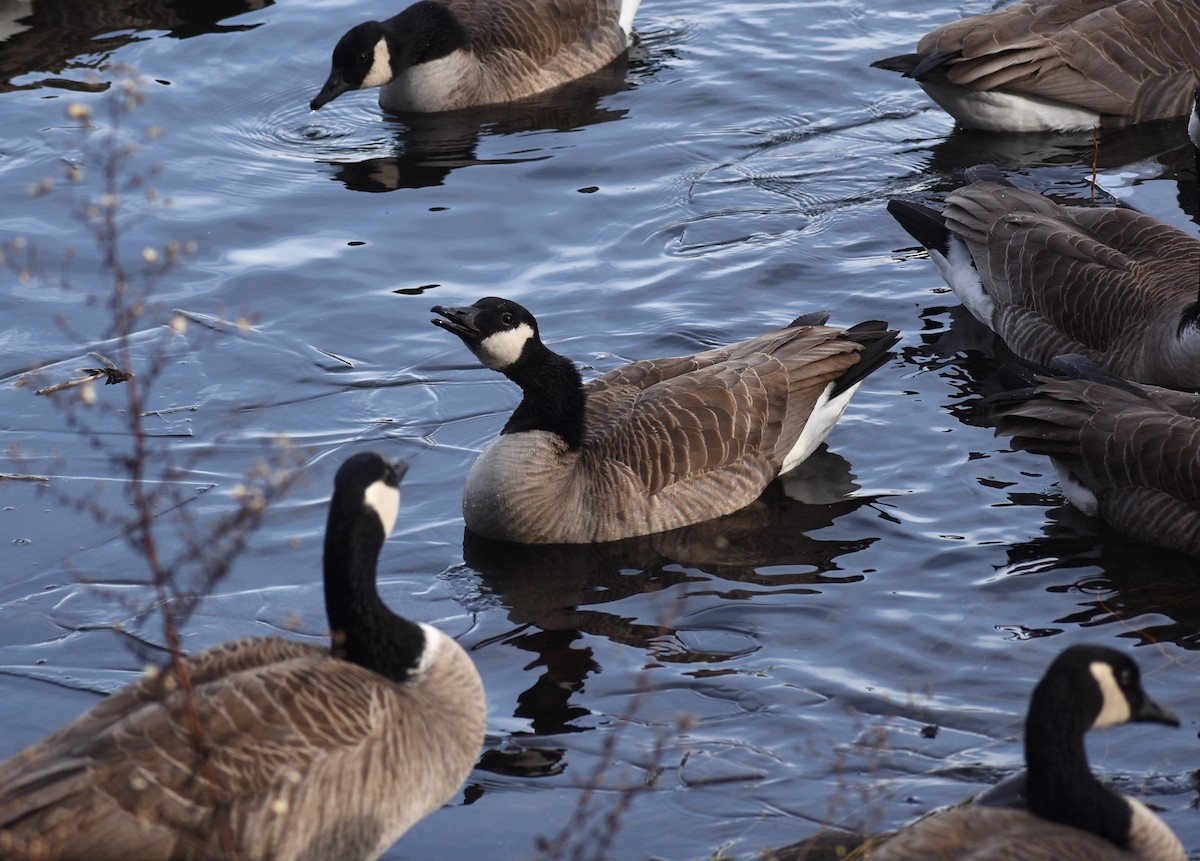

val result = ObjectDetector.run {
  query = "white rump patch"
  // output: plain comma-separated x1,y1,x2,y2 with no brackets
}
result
920,81,1101,133
477,323,534,370
1051,461,1098,516
929,236,994,328
619,0,641,38
413,623,445,678
1089,661,1132,728
364,479,400,537
781,381,858,474
362,38,393,89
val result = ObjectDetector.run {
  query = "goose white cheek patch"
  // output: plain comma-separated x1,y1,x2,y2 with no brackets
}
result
364,480,401,537
478,323,534,370
362,39,393,88
1090,661,1132,728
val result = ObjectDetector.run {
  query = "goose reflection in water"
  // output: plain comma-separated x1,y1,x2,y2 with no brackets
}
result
462,448,882,779
318,50,639,193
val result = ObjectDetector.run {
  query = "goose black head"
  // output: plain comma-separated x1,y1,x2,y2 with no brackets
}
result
312,21,390,110
330,452,409,539
1033,645,1178,732
432,297,541,372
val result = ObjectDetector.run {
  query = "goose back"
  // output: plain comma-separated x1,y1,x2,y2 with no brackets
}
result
872,0,1200,131
991,361,1200,556
888,176,1200,389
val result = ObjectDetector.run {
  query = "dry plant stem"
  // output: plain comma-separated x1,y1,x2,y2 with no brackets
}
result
90,77,238,861
122,368,236,861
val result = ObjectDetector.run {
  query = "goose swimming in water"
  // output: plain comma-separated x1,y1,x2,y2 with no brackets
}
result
0,452,487,861
432,297,897,544
311,0,640,113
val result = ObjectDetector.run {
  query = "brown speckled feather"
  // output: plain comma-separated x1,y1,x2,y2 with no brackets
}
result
994,374,1200,556
381,0,633,110
892,0,1200,126
462,322,895,543
0,635,484,861
871,804,1183,861
450,0,625,65
939,180,1200,389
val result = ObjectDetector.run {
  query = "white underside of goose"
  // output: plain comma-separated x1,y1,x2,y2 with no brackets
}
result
927,236,995,327
619,0,641,38
781,381,860,474
919,81,1102,133
1051,460,1099,517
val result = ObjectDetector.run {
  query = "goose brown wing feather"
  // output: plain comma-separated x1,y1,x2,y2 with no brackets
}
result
942,182,1200,380
871,805,1151,860
451,0,625,67
994,377,1200,556
915,0,1200,120
0,644,424,860
582,326,871,496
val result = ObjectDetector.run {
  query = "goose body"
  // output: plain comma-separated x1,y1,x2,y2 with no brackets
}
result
871,0,1200,132
992,355,1200,556
871,645,1184,861
0,453,486,861
311,0,639,113
432,298,897,544
887,167,1200,389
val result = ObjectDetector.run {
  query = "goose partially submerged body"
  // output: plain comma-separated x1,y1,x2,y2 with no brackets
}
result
870,645,1185,861
0,453,486,861
432,297,897,544
991,355,1200,556
311,0,640,113
887,166,1200,389
872,0,1200,132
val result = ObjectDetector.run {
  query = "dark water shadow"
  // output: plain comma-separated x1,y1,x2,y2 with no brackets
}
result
898,119,1199,225
1003,508,1200,649
461,450,882,779
0,0,272,93
319,54,636,192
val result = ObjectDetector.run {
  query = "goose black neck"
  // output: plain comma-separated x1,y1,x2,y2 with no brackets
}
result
500,340,587,450
323,504,425,684
384,1,468,69
1024,699,1132,849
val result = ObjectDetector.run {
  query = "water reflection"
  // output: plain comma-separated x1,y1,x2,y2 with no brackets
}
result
1005,509,1200,649
0,0,271,92
317,56,634,192
904,120,1194,202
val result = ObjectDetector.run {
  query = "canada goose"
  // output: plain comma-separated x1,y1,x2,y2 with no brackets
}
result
310,0,640,113
431,297,897,544
0,452,486,861
990,354,1200,556
870,644,1185,861
871,0,1200,132
886,166,1200,389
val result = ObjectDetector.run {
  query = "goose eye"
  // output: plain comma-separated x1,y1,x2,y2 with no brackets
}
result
500,312,514,326
358,52,369,64
1119,668,1133,686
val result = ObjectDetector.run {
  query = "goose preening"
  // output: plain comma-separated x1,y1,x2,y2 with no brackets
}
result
870,644,1185,861
311,0,640,113
886,166,1200,390
871,0,1200,132
0,452,486,861
990,354,1200,556
431,297,897,544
